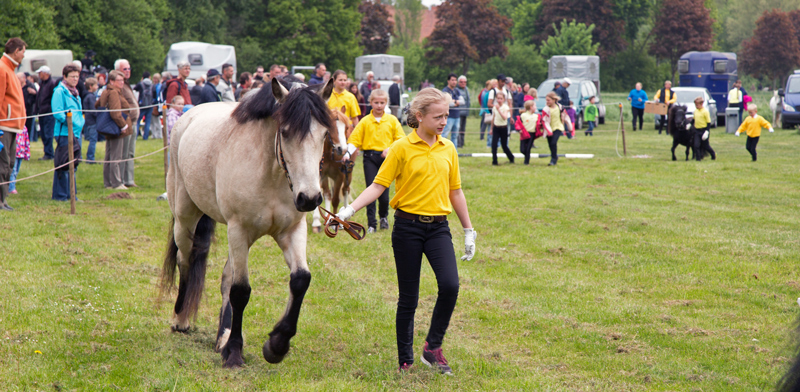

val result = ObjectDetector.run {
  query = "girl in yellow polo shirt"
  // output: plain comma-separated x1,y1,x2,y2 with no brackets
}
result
327,70,361,126
345,89,406,232
692,96,716,161
336,88,477,375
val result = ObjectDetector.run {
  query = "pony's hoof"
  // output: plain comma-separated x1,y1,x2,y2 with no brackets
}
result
223,350,245,368
311,226,321,234
262,341,286,364
672,157,677,161
215,328,231,353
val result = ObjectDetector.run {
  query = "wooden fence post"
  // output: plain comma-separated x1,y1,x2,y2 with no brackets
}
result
66,111,76,214
619,104,627,157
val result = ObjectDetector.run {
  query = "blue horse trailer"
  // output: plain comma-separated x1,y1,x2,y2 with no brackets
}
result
678,51,737,124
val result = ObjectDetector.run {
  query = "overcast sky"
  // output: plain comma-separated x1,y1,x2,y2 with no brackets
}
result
421,0,443,7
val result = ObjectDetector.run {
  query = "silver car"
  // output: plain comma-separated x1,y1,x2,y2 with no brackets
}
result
656,87,718,128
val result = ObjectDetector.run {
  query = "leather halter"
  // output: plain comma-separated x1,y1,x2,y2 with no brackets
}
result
317,206,366,240
274,129,334,192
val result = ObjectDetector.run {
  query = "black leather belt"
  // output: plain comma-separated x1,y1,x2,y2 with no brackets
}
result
363,150,383,156
395,209,447,223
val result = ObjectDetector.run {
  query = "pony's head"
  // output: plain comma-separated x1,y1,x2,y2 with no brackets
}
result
670,105,688,134
330,106,352,156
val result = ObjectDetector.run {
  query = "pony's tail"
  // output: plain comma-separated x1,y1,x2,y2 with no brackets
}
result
179,214,216,321
159,217,179,298
778,317,800,392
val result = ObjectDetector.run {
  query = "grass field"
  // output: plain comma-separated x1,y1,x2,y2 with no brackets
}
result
2,116,799,391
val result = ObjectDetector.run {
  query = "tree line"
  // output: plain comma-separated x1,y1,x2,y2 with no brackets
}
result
2,0,799,91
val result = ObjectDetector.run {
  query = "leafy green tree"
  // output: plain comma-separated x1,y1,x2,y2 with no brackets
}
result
161,0,228,45
388,41,446,90
510,2,540,45
393,0,424,50
612,0,652,44
470,41,547,88
539,20,599,58
723,0,800,51
0,0,61,49
533,0,626,58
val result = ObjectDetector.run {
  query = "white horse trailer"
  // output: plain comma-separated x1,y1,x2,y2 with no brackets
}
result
355,54,404,89
17,50,74,77
164,42,236,80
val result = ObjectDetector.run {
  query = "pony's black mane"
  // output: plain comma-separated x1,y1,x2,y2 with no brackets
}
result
231,76,331,140
275,87,333,141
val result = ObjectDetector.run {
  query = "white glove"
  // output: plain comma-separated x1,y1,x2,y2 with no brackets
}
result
460,228,477,261
685,123,692,131
769,128,774,133
336,206,355,221
735,131,740,137
702,130,709,141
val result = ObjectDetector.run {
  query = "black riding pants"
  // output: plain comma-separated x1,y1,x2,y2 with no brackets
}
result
693,127,715,161
363,151,390,228
631,107,644,130
746,136,759,161
392,216,458,367
547,130,563,164
491,125,514,164
520,137,534,164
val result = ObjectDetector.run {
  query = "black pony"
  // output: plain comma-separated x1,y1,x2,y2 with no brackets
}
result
669,105,696,161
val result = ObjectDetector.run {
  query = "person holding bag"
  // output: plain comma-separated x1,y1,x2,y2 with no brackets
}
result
51,64,85,201
97,70,131,190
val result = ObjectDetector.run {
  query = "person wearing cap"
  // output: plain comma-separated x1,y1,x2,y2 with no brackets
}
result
165,61,192,107
36,64,59,160
198,68,222,105
0,38,27,211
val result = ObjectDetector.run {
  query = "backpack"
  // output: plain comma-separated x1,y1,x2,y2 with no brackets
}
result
140,83,154,107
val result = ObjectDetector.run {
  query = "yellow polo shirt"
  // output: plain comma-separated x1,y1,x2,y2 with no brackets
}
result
728,88,742,104
373,130,461,216
328,90,361,120
736,114,771,137
348,112,406,151
694,107,711,129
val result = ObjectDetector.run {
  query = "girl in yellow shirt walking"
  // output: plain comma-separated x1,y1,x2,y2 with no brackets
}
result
336,88,477,375
692,97,715,161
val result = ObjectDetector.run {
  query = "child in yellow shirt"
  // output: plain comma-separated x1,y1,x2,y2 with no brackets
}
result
692,96,715,161
519,100,538,165
735,104,774,161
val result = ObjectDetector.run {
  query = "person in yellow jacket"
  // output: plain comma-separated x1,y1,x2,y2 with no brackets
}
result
327,69,361,127
655,80,677,134
692,96,715,161
344,88,405,232
735,104,774,161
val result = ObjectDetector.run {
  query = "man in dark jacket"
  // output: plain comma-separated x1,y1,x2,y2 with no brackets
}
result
198,69,221,105
190,76,204,106
35,65,58,160
19,72,37,141
388,75,401,117
308,63,326,85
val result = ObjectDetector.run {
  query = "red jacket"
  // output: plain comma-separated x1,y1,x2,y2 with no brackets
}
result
0,54,25,133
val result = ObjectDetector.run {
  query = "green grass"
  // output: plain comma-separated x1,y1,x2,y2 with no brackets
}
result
2,119,799,391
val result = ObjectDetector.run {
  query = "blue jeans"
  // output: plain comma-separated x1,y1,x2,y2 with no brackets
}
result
587,121,595,135
442,116,460,146
40,115,55,159
84,124,97,162
138,109,152,140
9,157,22,192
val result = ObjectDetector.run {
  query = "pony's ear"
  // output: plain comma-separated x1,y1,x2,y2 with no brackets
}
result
272,77,290,104
319,77,335,101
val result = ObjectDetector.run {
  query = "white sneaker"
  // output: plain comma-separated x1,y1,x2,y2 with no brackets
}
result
113,185,128,190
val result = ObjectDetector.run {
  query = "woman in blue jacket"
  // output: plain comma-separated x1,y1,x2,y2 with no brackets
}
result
51,64,85,201
627,83,648,131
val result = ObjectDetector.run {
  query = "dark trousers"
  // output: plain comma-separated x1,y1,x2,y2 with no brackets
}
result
457,116,467,148
0,130,17,204
547,130,563,164
520,137,534,164
491,125,514,164
26,117,37,141
40,115,55,159
746,136,759,161
480,115,489,140
138,109,152,140
631,107,644,130
363,151,390,229
84,124,97,162
693,127,715,161
392,216,458,366
52,136,77,201
657,104,673,134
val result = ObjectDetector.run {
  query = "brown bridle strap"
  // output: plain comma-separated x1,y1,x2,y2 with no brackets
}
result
275,129,331,192
318,206,366,240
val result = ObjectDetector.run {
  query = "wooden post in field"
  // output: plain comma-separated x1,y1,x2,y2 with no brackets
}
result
66,111,76,214
618,104,627,157
162,104,168,187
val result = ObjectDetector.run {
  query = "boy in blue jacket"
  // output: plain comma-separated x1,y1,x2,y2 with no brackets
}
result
627,83,647,131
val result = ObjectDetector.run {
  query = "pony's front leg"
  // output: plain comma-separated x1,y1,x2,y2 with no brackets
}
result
219,223,253,368
263,219,311,364
671,141,678,161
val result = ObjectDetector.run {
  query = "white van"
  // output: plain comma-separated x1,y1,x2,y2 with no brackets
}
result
164,42,236,80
